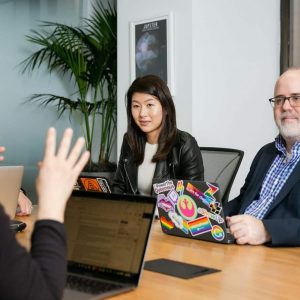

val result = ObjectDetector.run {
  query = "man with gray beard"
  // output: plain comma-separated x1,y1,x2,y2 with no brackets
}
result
225,68,300,246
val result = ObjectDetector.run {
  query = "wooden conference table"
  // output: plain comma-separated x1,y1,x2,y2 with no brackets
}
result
16,208,300,300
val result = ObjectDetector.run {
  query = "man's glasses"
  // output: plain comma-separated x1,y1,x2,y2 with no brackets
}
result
269,95,300,108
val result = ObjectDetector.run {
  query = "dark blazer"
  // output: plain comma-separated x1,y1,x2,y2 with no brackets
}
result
112,129,204,194
224,142,300,246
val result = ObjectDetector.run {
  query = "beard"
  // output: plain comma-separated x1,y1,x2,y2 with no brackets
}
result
275,116,300,140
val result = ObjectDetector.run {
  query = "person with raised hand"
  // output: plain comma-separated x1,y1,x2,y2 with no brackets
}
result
0,127,90,300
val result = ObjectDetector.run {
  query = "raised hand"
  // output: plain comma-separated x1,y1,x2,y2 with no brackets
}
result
36,127,90,222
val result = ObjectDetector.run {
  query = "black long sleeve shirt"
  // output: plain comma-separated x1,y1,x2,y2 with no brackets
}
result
0,205,67,300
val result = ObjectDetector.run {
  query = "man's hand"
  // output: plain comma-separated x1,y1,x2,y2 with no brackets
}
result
36,128,90,223
16,191,33,216
226,215,271,245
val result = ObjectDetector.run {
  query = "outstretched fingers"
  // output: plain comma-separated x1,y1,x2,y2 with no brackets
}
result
67,136,85,165
44,127,56,160
43,128,89,175
73,150,90,175
57,128,73,159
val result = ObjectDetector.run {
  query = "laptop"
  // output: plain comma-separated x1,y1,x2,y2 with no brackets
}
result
63,190,156,300
0,166,27,232
152,179,234,244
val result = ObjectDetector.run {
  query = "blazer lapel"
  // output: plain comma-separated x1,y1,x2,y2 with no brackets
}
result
153,136,179,180
239,148,278,213
153,160,169,180
266,160,300,214
124,157,138,194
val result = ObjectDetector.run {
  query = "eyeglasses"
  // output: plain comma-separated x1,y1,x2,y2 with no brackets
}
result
269,95,300,108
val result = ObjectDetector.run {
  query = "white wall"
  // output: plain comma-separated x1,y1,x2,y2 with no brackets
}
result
117,0,194,144
118,0,280,199
192,0,280,197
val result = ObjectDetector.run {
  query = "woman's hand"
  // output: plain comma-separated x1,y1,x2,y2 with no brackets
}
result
36,128,90,223
16,191,33,216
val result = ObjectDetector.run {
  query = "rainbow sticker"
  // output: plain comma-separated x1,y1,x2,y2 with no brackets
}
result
176,180,185,196
205,183,219,198
187,216,212,236
186,182,221,214
182,219,189,235
211,225,225,241
160,216,174,230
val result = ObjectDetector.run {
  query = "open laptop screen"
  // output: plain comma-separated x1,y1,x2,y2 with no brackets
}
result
64,191,155,283
0,166,24,219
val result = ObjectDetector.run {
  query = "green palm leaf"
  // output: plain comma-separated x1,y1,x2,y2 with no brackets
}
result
20,0,117,170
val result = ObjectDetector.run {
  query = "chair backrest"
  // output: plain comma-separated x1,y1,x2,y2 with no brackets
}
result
199,147,244,203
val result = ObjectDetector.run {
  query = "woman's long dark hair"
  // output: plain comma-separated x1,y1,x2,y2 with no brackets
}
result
126,75,177,164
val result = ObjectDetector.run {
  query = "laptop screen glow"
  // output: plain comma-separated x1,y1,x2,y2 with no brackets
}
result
65,195,154,279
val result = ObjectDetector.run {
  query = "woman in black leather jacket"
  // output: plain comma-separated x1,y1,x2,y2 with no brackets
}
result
112,75,204,195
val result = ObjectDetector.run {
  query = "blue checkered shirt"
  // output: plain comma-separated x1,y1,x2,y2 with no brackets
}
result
244,136,300,219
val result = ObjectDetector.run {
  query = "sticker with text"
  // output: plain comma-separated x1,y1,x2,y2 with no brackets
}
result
186,182,222,214
153,180,175,194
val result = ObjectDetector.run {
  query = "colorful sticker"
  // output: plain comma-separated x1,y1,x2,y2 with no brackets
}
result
168,189,178,204
168,211,184,229
157,194,174,212
176,180,185,196
177,194,197,220
197,207,224,224
187,216,212,236
160,216,174,230
182,219,189,235
80,178,102,192
96,178,111,193
153,180,175,194
186,182,222,214
205,183,219,197
211,225,225,241
167,211,189,235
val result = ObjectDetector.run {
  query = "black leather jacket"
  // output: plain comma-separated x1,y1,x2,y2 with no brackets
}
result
112,129,204,194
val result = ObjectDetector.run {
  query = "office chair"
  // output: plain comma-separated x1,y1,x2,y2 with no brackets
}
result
199,147,244,204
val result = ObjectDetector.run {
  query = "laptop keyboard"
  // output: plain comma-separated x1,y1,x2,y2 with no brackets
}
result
66,274,124,295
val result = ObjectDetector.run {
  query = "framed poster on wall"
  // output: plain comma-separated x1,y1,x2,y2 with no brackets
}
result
130,13,174,94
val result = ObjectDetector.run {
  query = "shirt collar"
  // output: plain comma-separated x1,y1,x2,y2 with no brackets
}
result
275,135,300,157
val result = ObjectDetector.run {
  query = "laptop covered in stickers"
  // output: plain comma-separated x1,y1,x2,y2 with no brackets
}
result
152,179,235,244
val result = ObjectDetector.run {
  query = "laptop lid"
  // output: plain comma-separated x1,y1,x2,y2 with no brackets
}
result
153,179,234,244
64,191,156,298
0,166,24,219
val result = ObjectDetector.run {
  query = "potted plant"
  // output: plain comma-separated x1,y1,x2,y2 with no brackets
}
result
20,0,117,172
